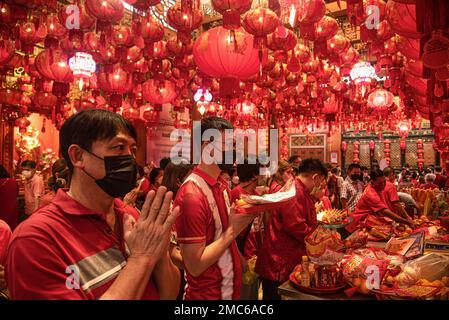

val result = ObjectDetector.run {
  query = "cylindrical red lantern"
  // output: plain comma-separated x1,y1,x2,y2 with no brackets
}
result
85,0,124,25
142,79,178,105
211,0,252,30
242,8,279,48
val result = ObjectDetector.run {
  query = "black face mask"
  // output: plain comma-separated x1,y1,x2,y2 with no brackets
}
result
83,151,137,198
350,174,360,181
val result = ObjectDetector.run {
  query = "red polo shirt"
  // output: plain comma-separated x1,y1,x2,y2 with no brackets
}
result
5,189,159,300
173,167,242,300
346,184,388,232
255,178,317,283
0,220,11,265
382,181,400,212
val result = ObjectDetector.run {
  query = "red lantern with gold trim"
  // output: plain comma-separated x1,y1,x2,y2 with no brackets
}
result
211,0,252,30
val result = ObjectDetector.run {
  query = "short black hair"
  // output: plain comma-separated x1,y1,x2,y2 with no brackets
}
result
159,157,171,170
361,166,368,171
21,160,36,169
297,158,327,178
149,168,163,185
60,109,137,171
370,168,384,180
348,163,361,172
435,166,442,173
198,116,233,137
383,167,395,178
412,171,418,179
237,158,261,183
0,165,10,178
288,155,300,163
331,167,338,174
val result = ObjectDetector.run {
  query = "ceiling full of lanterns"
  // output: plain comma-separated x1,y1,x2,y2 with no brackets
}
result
0,0,448,150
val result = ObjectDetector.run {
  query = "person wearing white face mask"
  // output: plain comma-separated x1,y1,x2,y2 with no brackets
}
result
20,160,45,216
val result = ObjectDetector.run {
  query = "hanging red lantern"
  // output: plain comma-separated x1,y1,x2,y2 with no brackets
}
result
122,106,140,120
44,14,67,42
167,36,193,57
268,28,297,52
242,8,279,48
367,89,394,112
85,0,124,26
193,27,263,97
98,65,133,94
327,35,351,55
142,79,178,105
166,2,203,44
110,25,134,48
211,0,252,30
35,49,74,83
19,21,46,53
136,16,164,46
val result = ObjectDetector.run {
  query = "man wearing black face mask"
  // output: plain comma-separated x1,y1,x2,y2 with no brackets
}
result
341,163,365,212
6,109,180,300
173,117,257,300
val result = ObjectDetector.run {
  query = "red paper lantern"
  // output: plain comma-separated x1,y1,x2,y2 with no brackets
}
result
85,0,124,25
167,36,193,57
367,89,394,111
327,35,351,55
268,28,297,52
35,49,74,83
142,79,177,104
166,3,203,43
211,0,252,30
136,16,164,46
110,25,134,48
193,27,262,97
122,107,140,120
19,21,46,53
98,65,133,94
242,8,279,47
44,15,67,42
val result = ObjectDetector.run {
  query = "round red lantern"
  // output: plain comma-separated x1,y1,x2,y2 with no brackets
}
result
268,28,297,52
166,2,203,44
193,27,263,97
97,65,133,94
211,0,252,30
35,49,74,84
110,25,134,48
242,8,279,47
142,79,177,104
19,21,46,53
44,15,67,42
85,0,124,25
122,106,140,120
367,89,394,111
32,91,58,111
136,16,164,46
167,36,193,57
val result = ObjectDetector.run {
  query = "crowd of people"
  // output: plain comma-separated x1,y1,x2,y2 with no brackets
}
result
0,109,447,300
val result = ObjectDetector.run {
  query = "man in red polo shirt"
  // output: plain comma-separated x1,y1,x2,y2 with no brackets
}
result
256,158,327,300
174,117,256,300
6,109,180,300
347,168,414,233
383,167,412,219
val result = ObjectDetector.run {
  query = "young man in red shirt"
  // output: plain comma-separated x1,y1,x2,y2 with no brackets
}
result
383,167,412,219
256,158,328,300
6,109,180,300
347,168,414,233
173,117,256,300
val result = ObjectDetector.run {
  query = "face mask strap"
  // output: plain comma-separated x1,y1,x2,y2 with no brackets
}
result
83,148,104,161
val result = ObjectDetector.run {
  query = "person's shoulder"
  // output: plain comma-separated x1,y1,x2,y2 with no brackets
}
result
10,204,64,241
